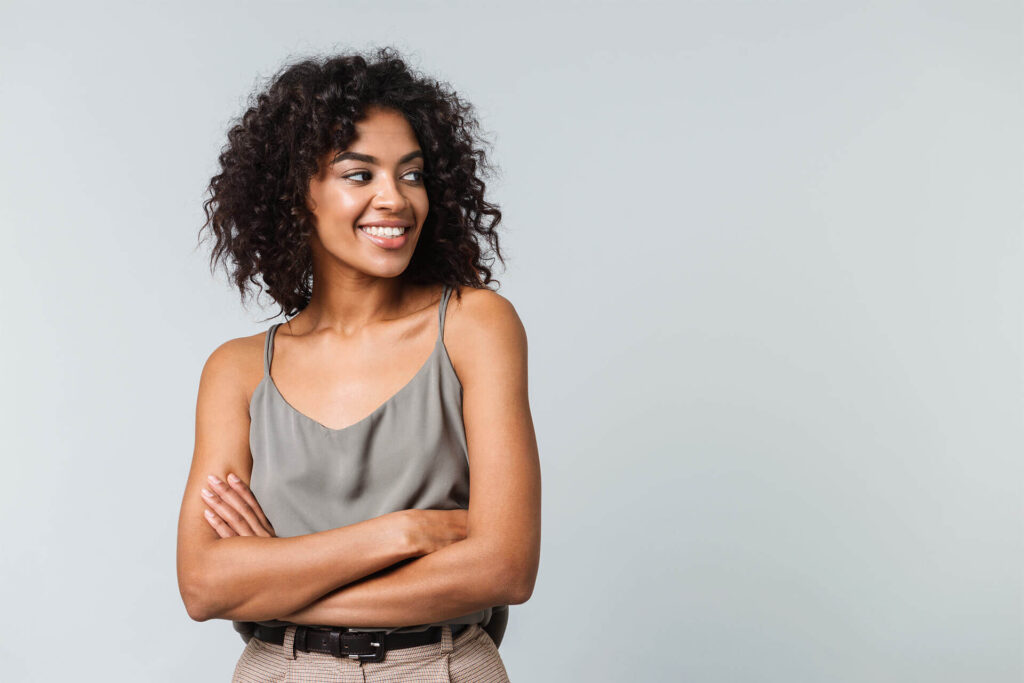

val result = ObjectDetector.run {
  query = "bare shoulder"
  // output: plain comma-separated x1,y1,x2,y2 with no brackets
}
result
188,329,267,484
444,285,527,387
446,285,527,343
199,329,267,404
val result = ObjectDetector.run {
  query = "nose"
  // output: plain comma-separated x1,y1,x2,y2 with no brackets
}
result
371,172,408,211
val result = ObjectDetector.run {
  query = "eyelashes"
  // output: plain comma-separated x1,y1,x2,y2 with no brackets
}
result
343,170,424,183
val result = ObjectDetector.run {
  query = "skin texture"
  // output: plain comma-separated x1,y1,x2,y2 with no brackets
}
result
176,106,541,626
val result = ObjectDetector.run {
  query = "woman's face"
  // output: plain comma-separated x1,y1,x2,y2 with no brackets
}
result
306,106,429,279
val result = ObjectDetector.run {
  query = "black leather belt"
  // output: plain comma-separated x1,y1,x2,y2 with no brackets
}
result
252,623,469,662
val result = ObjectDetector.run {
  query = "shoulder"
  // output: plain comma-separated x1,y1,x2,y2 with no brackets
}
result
198,329,268,404
445,286,527,387
447,285,526,343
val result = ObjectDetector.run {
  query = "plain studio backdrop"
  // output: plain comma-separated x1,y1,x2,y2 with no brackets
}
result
0,1,1020,681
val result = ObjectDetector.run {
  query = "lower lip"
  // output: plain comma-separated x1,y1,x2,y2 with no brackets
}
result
359,227,409,249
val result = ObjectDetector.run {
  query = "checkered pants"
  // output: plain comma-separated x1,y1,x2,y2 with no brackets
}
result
231,624,511,682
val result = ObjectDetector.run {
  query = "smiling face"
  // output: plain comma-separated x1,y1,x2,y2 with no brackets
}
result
306,106,429,279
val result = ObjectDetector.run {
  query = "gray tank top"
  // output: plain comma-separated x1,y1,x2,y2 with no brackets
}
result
232,284,505,638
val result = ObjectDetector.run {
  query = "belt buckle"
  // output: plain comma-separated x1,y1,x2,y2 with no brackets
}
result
333,630,386,662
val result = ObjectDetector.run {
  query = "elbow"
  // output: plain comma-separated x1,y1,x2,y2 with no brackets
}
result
180,569,216,622
505,583,532,606
493,558,536,606
179,542,243,621
506,574,535,605
185,600,211,623
181,585,211,623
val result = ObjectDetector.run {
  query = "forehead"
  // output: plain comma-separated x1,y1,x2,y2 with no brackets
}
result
348,106,418,147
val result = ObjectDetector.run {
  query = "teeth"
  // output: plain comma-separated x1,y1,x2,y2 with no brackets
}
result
360,225,407,238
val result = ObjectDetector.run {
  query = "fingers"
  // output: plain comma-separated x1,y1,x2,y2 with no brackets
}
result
201,483,256,536
203,508,237,538
200,474,275,538
224,473,276,537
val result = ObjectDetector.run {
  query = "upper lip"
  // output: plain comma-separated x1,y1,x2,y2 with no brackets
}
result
359,219,413,228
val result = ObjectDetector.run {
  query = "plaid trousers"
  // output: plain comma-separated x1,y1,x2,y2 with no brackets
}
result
231,624,511,682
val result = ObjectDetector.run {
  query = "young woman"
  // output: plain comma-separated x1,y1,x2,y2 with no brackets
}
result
176,47,541,682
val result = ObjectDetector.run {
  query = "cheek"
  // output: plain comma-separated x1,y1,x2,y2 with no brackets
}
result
318,191,366,227
412,193,430,223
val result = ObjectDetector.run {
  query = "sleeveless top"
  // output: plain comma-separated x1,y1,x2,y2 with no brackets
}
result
232,284,507,639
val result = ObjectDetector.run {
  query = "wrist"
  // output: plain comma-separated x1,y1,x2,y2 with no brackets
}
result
391,509,423,558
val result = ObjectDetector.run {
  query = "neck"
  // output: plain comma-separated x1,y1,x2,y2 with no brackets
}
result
294,272,410,338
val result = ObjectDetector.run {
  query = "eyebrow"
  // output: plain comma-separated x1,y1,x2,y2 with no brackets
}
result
332,150,424,165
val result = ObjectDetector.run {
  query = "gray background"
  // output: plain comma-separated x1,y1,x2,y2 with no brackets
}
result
1,1,1020,681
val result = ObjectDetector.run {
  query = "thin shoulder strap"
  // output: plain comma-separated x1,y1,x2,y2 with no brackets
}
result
438,284,453,341
264,323,281,376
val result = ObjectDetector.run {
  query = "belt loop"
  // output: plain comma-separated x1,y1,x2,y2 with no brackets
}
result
282,625,298,660
440,625,454,654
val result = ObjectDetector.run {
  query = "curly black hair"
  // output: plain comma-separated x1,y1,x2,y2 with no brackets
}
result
198,46,504,319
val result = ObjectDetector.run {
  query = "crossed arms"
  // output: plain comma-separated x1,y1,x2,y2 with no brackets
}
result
175,289,541,627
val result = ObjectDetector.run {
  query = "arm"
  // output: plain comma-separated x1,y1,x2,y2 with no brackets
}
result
276,537,520,628
175,339,420,623
276,288,542,627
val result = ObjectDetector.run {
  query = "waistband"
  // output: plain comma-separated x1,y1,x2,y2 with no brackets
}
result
252,623,470,662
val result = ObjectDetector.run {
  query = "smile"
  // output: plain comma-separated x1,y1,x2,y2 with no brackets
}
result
359,225,409,249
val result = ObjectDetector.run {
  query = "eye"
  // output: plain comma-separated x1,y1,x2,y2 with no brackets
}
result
343,171,371,182
402,169,425,182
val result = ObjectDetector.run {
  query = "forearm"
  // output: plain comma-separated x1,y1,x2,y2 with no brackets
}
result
276,536,515,628
194,512,416,622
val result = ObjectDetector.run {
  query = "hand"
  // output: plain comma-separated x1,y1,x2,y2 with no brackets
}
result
201,473,277,538
404,508,469,555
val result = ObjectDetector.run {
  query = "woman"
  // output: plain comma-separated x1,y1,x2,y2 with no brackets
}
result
176,47,541,682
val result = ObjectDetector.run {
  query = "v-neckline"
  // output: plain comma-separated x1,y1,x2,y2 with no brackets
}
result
262,336,441,434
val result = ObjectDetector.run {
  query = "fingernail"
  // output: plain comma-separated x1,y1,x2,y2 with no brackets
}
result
204,509,214,518
207,475,222,486
201,488,213,497
227,473,240,483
